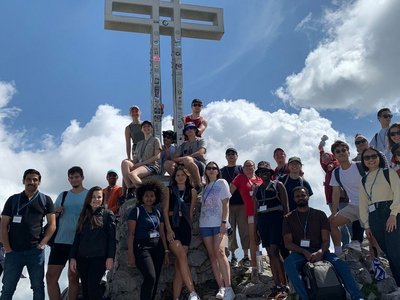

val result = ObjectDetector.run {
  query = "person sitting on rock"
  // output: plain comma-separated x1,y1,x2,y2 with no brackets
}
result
164,122,206,193
283,186,364,300
121,121,162,193
160,130,176,175
182,99,208,137
162,165,200,300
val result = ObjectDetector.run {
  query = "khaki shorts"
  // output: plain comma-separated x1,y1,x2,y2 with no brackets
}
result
337,204,360,223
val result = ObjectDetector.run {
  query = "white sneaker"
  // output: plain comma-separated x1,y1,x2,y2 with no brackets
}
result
223,287,235,300
188,291,200,300
216,287,225,299
346,240,362,252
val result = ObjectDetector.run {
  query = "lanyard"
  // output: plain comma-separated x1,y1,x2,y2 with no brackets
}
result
260,181,272,204
247,176,257,190
202,181,216,204
364,169,380,202
143,206,159,231
296,209,310,239
17,191,40,215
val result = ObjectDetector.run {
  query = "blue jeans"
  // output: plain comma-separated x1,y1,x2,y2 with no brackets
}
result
0,247,45,300
284,252,363,300
369,202,400,286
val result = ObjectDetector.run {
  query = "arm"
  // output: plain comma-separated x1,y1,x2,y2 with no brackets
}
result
40,213,56,246
127,220,136,267
69,232,80,273
188,147,206,159
330,186,341,218
387,169,400,232
106,212,117,270
277,181,289,214
220,198,229,235
162,188,174,242
190,188,197,223
0,216,12,253
310,229,330,262
230,183,237,195
125,125,132,160
197,119,208,136
359,181,370,229
283,232,311,261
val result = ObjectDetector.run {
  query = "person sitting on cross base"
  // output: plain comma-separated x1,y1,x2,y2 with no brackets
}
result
182,99,208,138
283,186,364,300
160,130,176,175
164,122,206,193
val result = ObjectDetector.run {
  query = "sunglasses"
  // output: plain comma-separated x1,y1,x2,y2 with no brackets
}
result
334,148,347,154
206,166,218,171
192,103,202,107
257,170,271,175
382,114,393,119
363,154,379,161
355,139,367,145
390,130,400,137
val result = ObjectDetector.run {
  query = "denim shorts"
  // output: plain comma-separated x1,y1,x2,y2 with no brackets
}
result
200,226,223,237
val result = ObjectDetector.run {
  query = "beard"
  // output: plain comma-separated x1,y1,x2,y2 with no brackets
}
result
296,201,308,207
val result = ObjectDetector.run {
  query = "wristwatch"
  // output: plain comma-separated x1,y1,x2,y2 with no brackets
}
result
221,220,227,224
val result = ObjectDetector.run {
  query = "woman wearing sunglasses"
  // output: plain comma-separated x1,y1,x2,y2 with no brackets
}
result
199,161,235,300
359,147,400,286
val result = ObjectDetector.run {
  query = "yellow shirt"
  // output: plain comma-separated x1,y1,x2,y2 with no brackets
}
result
359,168,400,229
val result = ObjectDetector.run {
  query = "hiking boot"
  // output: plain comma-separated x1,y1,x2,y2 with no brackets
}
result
223,287,235,300
345,240,362,252
188,291,200,300
251,268,259,283
240,256,251,268
230,256,238,267
216,287,225,299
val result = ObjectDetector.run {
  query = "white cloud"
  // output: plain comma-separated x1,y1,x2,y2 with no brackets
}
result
276,0,400,115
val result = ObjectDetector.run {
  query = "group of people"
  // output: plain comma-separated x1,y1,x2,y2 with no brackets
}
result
2,102,400,300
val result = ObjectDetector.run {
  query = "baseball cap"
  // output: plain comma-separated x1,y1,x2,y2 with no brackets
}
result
129,105,140,112
183,122,197,132
141,120,153,127
107,169,118,176
225,148,238,155
288,156,302,164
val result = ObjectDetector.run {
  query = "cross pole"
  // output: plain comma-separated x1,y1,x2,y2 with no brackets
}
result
104,0,224,144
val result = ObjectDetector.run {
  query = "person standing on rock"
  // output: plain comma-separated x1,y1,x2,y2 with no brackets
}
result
125,105,144,161
283,187,364,300
127,180,169,300
162,165,200,300
200,162,235,300
69,186,116,300
359,147,400,286
253,161,289,298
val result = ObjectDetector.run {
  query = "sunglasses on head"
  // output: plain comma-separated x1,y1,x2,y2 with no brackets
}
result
363,154,379,161
390,130,400,137
206,166,218,171
382,114,393,119
355,139,367,145
192,103,202,107
334,148,347,154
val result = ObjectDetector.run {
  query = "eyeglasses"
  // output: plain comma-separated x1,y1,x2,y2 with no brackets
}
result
206,166,218,171
334,148,347,154
390,130,400,137
226,152,236,156
363,154,379,161
355,139,367,145
382,114,393,119
192,103,202,107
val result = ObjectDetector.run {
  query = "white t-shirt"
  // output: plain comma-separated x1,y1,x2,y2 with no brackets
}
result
329,163,362,205
199,179,231,228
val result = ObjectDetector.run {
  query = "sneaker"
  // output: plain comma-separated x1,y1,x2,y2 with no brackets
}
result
251,268,259,284
240,256,251,268
345,240,362,252
216,287,225,299
230,256,238,267
223,287,235,300
188,291,200,300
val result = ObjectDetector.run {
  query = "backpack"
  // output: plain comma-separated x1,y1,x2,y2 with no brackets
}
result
45,191,68,247
302,260,346,300
333,162,366,199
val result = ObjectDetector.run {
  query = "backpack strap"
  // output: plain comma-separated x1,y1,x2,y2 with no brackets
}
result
383,168,391,187
136,206,140,220
60,191,68,206
334,167,343,190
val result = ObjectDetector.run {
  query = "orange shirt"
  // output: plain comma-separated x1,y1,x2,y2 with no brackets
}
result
103,185,123,214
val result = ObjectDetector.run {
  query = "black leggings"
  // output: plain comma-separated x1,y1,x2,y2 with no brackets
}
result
134,238,165,300
77,256,106,300
352,220,364,243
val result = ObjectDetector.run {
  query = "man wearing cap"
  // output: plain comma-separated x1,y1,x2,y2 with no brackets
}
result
279,157,313,212
182,99,208,137
103,169,123,214
125,105,145,161
46,166,88,300
164,122,206,192
220,148,247,267
353,134,369,162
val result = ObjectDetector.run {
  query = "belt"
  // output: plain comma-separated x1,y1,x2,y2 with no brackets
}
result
370,200,393,209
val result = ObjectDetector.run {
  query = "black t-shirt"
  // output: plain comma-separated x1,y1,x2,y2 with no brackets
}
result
2,191,54,251
279,175,313,211
221,165,243,205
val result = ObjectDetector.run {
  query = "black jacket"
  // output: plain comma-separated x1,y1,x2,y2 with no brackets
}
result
70,208,116,259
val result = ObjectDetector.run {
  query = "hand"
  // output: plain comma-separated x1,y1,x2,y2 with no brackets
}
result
4,247,12,254
164,252,170,266
70,259,77,273
106,258,114,270
219,223,226,236
302,249,312,261
310,250,324,263
55,207,64,214
167,229,175,243
386,215,397,232
128,253,136,267
365,228,373,239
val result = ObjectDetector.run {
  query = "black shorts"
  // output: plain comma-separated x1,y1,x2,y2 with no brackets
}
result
48,243,72,266
169,217,192,247
257,210,283,248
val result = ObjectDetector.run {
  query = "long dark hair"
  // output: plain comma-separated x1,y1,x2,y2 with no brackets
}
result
388,123,400,149
76,186,104,233
360,147,386,171
170,165,192,189
204,161,221,184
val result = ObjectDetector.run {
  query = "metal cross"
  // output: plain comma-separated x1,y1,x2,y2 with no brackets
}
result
105,0,224,144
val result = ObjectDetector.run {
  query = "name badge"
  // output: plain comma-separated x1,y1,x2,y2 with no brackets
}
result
300,239,310,248
368,204,376,213
150,231,160,238
13,215,22,223
258,205,267,212
249,191,253,196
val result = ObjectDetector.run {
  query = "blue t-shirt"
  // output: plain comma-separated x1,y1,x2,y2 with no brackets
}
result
128,205,163,240
54,189,88,245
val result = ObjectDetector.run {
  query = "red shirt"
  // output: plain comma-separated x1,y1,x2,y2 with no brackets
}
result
232,173,262,216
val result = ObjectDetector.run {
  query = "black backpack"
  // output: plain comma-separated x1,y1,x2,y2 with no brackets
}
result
302,260,346,300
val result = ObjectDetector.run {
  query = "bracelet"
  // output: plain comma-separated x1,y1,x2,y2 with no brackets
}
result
221,220,227,224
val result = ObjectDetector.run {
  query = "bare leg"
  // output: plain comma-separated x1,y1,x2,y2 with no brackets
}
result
46,265,64,300
330,214,351,247
128,166,150,187
213,234,231,287
67,266,79,300
203,236,223,287
169,242,194,296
